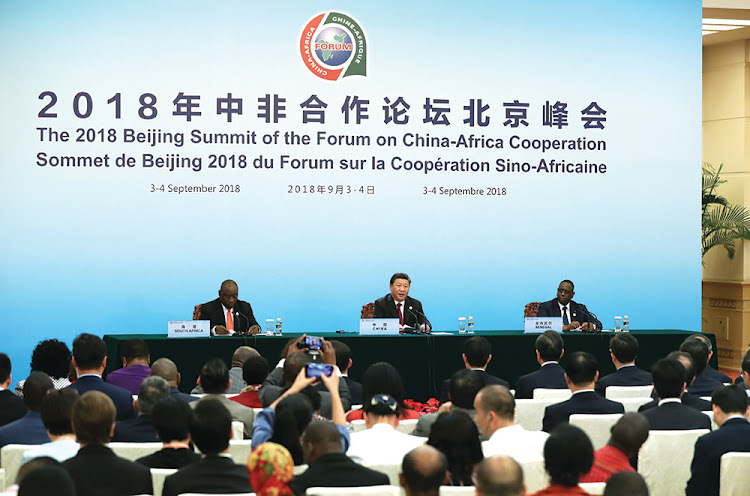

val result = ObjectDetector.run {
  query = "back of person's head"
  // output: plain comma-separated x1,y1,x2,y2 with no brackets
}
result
667,351,696,385
544,424,594,487
603,471,649,496
150,357,179,384
152,396,192,443
199,357,230,394
364,393,400,418
191,398,231,455
41,388,78,435
330,340,352,372
565,352,598,386
299,385,322,413
232,346,259,366
464,336,492,367
121,339,149,364
712,385,749,416
0,353,11,383
401,445,448,496
609,413,649,458
426,411,483,486
18,463,75,496
609,333,639,363
651,358,686,399
247,443,295,496
72,391,116,445
362,362,407,410
136,376,170,415
72,333,106,370
302,419,344,465
684,333,712,352
475,385,515,420
30,339,71,379
271,393,313,465
22,372,54,410
742,349,750,377
474,455,525,496
679,339,709,375
536,330,564,362
15,456,62,487
449,369,484,409
242,355,270,386
283,351,311,385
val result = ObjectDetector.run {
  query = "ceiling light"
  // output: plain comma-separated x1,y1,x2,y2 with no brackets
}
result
703,30,719,35
702,18,750,26
701,24,745,31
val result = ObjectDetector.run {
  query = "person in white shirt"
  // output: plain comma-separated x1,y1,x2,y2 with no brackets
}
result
20,388,80,464
347,394,425,466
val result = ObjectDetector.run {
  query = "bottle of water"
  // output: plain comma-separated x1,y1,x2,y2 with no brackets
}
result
468,316,475,334
623,315,629,332
275,318,283,335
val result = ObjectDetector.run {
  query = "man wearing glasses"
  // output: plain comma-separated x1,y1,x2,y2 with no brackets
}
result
537,280,601,331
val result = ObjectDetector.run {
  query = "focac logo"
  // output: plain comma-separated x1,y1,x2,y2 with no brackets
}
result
300,12,367,81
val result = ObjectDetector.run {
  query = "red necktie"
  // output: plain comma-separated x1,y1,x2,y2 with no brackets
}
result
226,309,234,331
397,303,403,326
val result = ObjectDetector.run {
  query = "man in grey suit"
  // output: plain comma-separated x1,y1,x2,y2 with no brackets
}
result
412,369,484,438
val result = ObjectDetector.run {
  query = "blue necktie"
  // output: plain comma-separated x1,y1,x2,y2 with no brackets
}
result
562,306,569,325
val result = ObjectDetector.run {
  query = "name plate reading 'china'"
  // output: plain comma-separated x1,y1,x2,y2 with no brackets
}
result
359,318,400,335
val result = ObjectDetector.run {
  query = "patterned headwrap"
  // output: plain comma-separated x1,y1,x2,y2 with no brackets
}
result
247,442,294,496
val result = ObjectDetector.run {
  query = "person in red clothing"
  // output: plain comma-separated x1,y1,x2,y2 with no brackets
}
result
230,355,270,408
530,424,594,496
579,413,650,483
345,362,419,422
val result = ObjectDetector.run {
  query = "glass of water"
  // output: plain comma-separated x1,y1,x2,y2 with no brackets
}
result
265,319,275,335
613,316,623,332
458,317,467,333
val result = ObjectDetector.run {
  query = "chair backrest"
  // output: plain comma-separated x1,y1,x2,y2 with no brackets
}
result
231,421,244,441
439,486,475,496
514,398,565,432
362,463,401,486
395,419,419,434
0,467,5,492
720,452,750,496
350,404,363,411
605,385,653,399
524,302,541,317
579,482,606,495
517,457,547,494
307,486,400,496
180,494,255,496
108,442,163,461
637,429,709,496
228,439,254,465
614,397,652,413
0,444,36,489
533,388,572,400
293,464,308,476
703,410,720,431
193,304,202,320
150,468,177,496
361,302,375,319
569,414,623,450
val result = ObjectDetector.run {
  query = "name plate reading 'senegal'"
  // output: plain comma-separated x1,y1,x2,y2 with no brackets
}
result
524,317,563,334
168,320,210,338
359,318,400,336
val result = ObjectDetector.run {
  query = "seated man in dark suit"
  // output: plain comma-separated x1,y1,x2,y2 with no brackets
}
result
595,333,652,396
105,338,151,395
68,333,135,420
150,358,199,403
685,333,731,384
0,353,28,426
536,279,601,331
686,385,750,496
542,352,624,433
289,420,390,495
515,330,567,399
439,336,509,404
639,351,712,412
136,396,202,469
373,272,430,332
198,279,260,335
62,391,153,496
112,376,170,442
680,339,724,397
639,358,711,430
163,399,253,496
0,371,54,447
399,445,449,496
331,340,363,405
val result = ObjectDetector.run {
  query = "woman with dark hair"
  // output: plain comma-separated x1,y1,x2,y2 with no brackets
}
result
531,424,594,496
345,361,419,421
427,410,484,486
16,339,72,396
270,394,313,464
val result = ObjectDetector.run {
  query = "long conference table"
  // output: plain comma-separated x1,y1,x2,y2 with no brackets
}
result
103,330,716,402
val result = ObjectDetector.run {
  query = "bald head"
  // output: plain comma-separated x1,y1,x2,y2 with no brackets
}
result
476,385,515,420
232,346,259,368
150,358,179,387
475,455,524,496
609,412,649,458
302,420,343,465
218,280,239,310
400,445,448,496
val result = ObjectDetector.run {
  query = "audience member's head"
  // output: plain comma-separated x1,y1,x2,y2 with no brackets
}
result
15,457,68,494
247,443,294,496
400,445,449,496
330,340,353,374
361,361,408,411
29,339,71,379
298,385,322,414
603,471,649,496
679,339,710,376
742,349,750,389
608,413,650,459
72,333,107,372
232,346,259,368
120,339,149,367
41,388,78,436
474,385,515,436
651,358,686,399
283,352,311,385
609,333,639,365
152,396,192,443
302,419,344,465
448,369,484,409
463,336,492,368
150,357,181,387
711,385,750,426
22,372,54,410
565,352,599,388
190,398,231,455
535,330,564,363
199,357,230,394
667,351,697,385
426,410,483,486
0,352,12,386
243,355,270,386
363,393,400,427
544,424,594,487
136,376,170,416
684,333,714,357
72,391,116,446
18,463,75,496
474,455,525,496
271,393,313,465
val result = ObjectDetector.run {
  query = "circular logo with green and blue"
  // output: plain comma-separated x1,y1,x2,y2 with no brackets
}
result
314,27,353,67
300,12,367,81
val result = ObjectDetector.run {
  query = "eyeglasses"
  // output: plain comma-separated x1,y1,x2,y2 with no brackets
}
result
557,288,573,295
370,394,398,412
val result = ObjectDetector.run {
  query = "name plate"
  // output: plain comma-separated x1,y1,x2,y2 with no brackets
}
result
524,317,563,334
359,318,400,335
168,320,210,338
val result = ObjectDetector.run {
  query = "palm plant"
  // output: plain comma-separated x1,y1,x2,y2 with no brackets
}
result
702,162,750,260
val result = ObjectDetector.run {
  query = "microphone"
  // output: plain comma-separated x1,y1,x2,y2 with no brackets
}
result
408,306,432,335
580,308,601,333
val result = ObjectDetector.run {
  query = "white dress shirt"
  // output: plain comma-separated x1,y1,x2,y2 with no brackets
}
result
482,424,548,461
347,423,425,466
